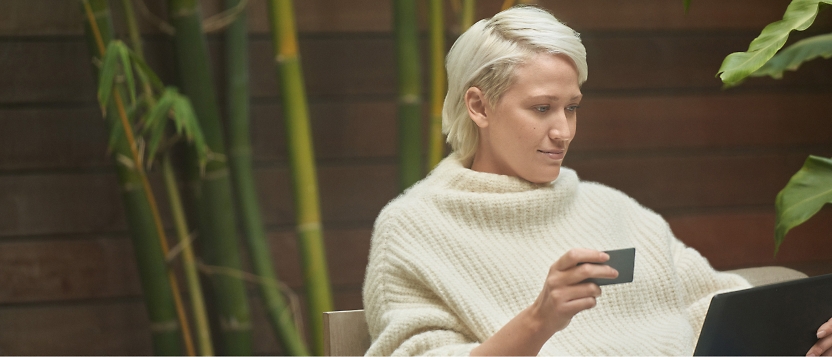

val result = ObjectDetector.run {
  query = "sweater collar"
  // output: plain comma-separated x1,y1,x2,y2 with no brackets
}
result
415,153,580,227
428,152,579,195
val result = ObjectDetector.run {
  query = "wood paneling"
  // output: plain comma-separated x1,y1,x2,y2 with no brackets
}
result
0,106,111,170
0,100,396,171
0,300,154,355
569,151,830,211
0,237,141,304
5,34,832,105
573,93,832,152
0,288,364,356
5,151,829,237
669,210,832,270
5,93,832,172
0,173,128,237
0,164,396,237
0,228,369,304
8,0,831,36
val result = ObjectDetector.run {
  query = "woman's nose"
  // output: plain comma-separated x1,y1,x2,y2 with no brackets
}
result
547,111,571,140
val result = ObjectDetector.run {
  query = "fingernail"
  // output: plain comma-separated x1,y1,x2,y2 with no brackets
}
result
818,329,827,339
601,253,609,260
807,352,817,357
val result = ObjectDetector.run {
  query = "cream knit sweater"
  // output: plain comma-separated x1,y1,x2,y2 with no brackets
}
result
363,154,750,356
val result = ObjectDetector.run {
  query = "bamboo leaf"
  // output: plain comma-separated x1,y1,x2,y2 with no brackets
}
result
774,155,832,254
172,95,209,170
143,89,176,164
143,88,176,136
129,50,165,92
108,111,125,152
97,41,121,115
717,0,832,87
118,42,137,106
145,114,168,167
751,32,832,79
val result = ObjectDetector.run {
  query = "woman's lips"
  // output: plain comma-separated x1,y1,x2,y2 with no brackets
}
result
538,149,566,160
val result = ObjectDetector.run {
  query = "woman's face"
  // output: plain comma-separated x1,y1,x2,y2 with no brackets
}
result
467,53,582,184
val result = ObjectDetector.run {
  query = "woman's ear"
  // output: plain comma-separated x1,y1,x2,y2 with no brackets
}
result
465,87,489,128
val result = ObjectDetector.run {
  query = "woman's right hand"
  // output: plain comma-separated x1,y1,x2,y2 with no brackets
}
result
529,248,619,336
471,248,619,356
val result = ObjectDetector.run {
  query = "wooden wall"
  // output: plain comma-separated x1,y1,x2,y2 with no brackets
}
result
1,0,831,354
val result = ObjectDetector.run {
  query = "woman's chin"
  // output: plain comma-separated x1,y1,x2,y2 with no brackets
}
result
523,167,561,184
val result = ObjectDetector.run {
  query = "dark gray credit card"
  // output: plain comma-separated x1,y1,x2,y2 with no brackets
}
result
583,247,635,286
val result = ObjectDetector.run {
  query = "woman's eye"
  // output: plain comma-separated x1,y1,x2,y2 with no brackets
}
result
566,105,580,113
533,105,550,113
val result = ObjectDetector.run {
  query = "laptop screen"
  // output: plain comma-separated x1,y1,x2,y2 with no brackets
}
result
694,273,832,356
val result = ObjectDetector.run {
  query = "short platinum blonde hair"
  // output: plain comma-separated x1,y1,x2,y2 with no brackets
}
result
442,6,588,162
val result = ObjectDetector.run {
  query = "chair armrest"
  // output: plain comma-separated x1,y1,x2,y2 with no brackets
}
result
725,266,807,287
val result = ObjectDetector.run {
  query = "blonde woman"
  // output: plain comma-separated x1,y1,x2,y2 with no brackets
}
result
362,6,832,356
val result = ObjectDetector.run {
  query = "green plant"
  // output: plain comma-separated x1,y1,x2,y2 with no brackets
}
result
225,0,310,354
427,0,447,169
393,0,424,190
266,0,333,354
81,0,212,354
166,0,253,354
119,1,214,354
714,0,832,253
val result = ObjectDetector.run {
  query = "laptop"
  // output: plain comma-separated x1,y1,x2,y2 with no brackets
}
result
694,273,832,356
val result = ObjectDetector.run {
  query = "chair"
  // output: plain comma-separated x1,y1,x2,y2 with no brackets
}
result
322,266,807,356
323,309,371,356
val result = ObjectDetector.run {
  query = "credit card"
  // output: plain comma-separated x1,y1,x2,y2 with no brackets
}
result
583,247,635,286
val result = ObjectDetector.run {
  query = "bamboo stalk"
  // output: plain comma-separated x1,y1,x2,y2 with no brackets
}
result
81,0,182,354
461,0,475,31
427,0,446,169
162,157,215,356
167,0,252,354
225,0,310,354
120,2,214,354
393,0,424,190
266,0,333,354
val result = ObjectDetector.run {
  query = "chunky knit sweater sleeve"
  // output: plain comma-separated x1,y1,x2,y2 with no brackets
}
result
363,205,480,356
668,227,750,340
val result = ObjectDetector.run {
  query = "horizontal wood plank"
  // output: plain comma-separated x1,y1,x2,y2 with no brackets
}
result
569,151,832,211
3,93,831,171
6,0,829,36
5,34,832,105
0,287,363,356
0,300,154,355
5,152,831,237
3,208,831,305
6,93,832,171
0,164,396,237
669,209,832,270
572,93,832,153
0,227,370,304
0,237,142,304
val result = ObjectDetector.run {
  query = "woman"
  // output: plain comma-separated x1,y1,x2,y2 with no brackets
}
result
362,6,832,355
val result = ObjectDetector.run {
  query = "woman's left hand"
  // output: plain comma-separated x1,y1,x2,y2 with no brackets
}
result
807,317,832,356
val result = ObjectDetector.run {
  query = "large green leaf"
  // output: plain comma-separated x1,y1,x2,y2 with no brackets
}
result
774,155,832,253
751,32,832,79
717,0,832,87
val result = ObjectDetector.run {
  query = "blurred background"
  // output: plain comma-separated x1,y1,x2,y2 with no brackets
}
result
1,0,831,355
